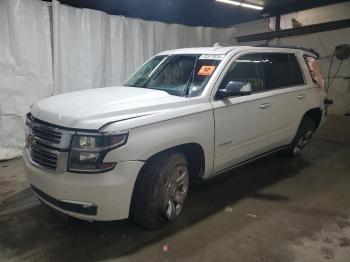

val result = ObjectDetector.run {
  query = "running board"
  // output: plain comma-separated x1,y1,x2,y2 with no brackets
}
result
207,145,288,179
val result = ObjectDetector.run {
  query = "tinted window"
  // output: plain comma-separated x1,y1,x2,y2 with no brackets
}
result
263,53,304,89
219,54,264,92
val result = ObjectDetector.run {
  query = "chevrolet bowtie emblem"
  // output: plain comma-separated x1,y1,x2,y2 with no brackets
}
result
27,134,34,146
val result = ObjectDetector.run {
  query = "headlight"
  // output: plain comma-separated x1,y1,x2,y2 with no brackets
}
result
68,132,128,173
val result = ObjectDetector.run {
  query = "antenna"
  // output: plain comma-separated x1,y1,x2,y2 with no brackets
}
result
211,43,221,50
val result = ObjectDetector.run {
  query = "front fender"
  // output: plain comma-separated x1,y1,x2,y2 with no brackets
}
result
103,110,215,175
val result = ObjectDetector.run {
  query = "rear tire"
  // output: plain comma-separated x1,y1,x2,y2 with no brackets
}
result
130,151,189,229
282,116,316,157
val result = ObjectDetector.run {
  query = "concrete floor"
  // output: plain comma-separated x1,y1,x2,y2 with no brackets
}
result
1,115,350,262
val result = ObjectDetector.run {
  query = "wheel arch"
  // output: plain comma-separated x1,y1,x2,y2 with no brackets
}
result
129,143,206,225
286,107,322,151
302,107,322,128
141,143,206,180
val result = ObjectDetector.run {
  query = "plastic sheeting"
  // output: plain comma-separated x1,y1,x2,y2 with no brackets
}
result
0,0,236,160
0,0,53,160
305,56,326,90
52,0,236,94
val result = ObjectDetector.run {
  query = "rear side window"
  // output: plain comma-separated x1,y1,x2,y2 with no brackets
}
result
263,53,304,90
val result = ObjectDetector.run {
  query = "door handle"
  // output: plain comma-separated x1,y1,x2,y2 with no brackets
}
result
297,94,306,99
259,103,271,109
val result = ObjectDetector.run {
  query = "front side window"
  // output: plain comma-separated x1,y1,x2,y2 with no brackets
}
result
263,53,304,89
219,53,265,92
124,55,222,97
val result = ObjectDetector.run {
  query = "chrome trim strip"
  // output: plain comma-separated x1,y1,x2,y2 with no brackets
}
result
60,199,97,208
32,191,97,218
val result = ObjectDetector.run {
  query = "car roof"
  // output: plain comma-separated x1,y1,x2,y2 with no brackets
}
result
157,45,317,57
158,46,244,55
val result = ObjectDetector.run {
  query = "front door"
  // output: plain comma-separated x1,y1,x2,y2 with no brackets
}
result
211,53,273,173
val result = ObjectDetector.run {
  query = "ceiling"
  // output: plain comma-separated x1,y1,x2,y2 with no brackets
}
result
58,0,349,27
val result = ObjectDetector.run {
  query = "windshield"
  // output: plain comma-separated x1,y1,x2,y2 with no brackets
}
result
124,54,223,97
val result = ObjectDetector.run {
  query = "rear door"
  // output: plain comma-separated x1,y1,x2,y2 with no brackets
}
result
262,52,309,148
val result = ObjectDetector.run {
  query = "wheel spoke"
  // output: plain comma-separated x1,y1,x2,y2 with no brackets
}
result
176,170,187,185
301,139,308,147
165,200,176,220
305,130,313,139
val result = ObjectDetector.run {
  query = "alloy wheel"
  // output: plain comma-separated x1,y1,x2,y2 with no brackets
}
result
162,165,189,221
293,130,314,155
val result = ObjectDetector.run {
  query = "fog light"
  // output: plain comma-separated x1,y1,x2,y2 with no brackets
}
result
79,152,98,161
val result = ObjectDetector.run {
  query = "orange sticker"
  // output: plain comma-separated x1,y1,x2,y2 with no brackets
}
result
198,65,216,76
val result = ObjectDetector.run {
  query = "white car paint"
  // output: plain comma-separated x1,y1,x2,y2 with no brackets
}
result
31,86,189,130
24,45,327,221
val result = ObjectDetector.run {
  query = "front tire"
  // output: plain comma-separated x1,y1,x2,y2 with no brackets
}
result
130,151,189,229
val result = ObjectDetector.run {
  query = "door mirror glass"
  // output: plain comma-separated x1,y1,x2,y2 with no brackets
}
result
216,81,252,99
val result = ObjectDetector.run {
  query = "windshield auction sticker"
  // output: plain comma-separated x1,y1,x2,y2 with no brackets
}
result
199,54,225,60
198,65,216,76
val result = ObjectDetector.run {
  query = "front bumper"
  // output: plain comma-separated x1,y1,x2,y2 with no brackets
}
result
23,151,144,221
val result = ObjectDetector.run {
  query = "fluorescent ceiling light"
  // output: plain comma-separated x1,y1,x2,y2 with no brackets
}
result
241,3,264,10
216,0,263,10
216,0,241,6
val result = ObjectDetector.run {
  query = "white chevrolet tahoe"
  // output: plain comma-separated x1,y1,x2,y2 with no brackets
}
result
24,45,328,229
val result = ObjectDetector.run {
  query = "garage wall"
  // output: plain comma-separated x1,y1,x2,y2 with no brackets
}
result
234,1,350,116
0,0,236,160
233,2,350,36
233,18,273,37
52,0,236,94
279,2,350,30
278,29,350,116
0,0,53,160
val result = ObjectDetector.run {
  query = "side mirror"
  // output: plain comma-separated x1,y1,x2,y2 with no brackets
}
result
216,81,252,99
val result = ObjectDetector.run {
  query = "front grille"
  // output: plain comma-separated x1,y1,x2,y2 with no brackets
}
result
31,125,62,144
30,145,58,170
26,113,73,173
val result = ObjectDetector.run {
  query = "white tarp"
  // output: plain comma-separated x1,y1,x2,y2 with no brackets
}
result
52,0,236,94
0,0,53,160
0,0,236,160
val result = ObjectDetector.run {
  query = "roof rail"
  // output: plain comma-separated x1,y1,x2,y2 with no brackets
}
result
255,44,319,58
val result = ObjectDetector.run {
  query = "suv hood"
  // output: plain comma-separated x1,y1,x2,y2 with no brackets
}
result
31,86,189,130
